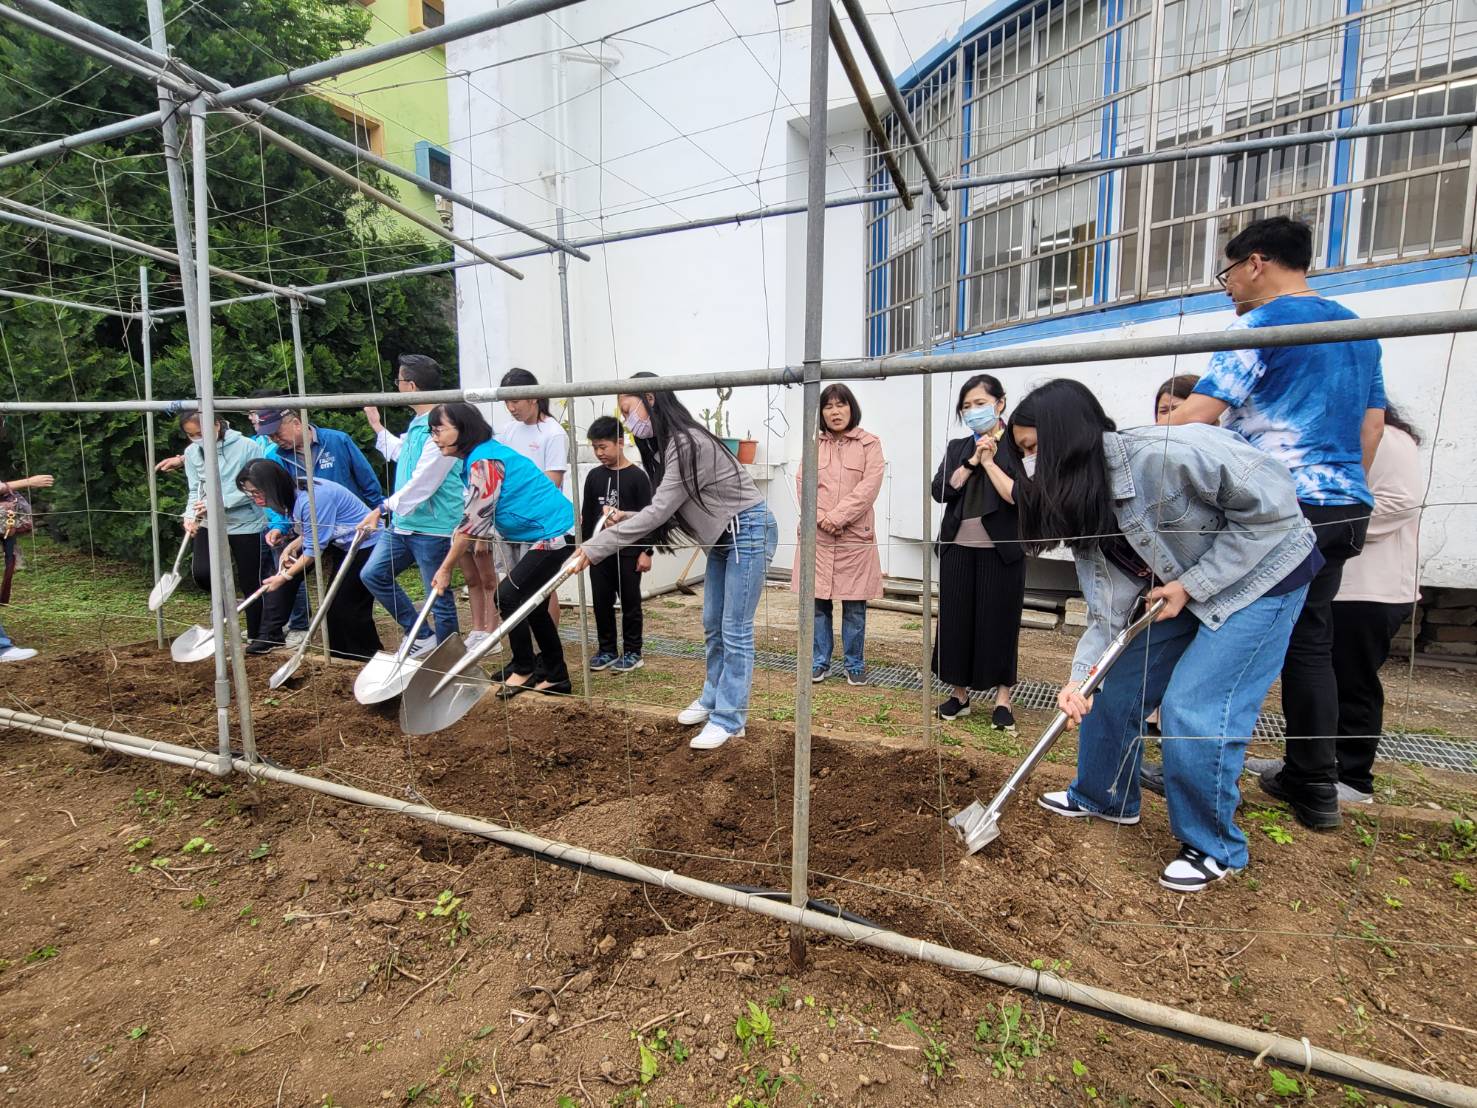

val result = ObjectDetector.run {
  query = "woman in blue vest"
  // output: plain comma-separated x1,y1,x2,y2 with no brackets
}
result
428,402,576,697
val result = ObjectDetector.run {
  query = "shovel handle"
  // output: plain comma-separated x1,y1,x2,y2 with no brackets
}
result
167,507,205,576
234,582,272,614
972,595,1168,830
391,587,443,664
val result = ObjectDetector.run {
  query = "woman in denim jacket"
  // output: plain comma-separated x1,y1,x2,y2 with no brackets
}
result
1013,380,1318,893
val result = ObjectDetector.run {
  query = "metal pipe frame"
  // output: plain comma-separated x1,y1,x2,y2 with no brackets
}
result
555,209,593,704
918,195,934,750
836,0,950,210
829,6,913,212
789,0,830,971
1,703,1471,1108
188,97,258,768
140,267,165,649
134,108,1477,321
0,0,589,175
0,287,138,319
0,196,324,306
5,0,589,263
288,299,331,658
146,0,200,372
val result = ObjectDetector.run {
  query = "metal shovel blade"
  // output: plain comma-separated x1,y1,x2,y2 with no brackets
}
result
948,800,1001,855
169,622,217,664
148,571,181,612
398,634,490,736
268,650,303,690
354,650,422,705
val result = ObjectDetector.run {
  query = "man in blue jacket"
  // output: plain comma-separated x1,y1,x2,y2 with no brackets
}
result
356,354,463,649
246,403,385,654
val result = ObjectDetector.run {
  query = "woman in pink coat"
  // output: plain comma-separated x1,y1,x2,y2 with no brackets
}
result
792,383,884,684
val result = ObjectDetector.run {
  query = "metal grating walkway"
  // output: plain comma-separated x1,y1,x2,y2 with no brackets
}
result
563,628,1476,776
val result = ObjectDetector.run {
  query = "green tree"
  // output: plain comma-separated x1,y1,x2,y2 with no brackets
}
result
0,0,456,559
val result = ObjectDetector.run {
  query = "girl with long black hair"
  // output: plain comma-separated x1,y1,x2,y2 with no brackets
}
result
930,374,1027,728
573,373,777,750
1013,379,1318,892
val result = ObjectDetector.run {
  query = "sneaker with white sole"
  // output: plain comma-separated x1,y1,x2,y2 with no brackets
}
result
0,645,37,662
464,630,487,650
407,635,438,660
690,721,744,750
611,652,643,673
1037,790,1140,825
676,699,711,726
1336,781,1375,805
284,629,307,648
589,650,619,671
1158,845,1235,892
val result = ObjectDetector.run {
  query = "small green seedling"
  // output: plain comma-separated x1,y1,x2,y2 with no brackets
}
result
127,1026,149,1041
181,836,215,854
24,945,59,964
127,837,152,853
1269,1068,1301,1096
248,842,271,861
734,1001,775,1055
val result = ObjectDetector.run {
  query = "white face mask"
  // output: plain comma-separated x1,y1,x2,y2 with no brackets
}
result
1021,453,1038,478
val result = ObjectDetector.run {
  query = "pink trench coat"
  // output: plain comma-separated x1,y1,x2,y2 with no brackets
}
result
790,428,885,601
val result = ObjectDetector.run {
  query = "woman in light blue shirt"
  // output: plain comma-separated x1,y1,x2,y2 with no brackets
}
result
236,459,382,662
180,413,266,642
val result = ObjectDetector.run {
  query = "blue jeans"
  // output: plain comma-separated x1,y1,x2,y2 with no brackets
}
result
814,598,866,675
699,504,778,733
260,534,309,632
0,617,11,650
360,531,458,643
1067,586,1308,870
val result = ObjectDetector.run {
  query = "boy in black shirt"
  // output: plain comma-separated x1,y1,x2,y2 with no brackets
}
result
582,417,653,671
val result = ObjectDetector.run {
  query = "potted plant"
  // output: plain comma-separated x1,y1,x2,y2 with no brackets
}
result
702,388,741,455
736,430,758,464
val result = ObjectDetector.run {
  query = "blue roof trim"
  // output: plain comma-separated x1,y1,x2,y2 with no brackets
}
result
894,0,1038,92
925,254,1476,354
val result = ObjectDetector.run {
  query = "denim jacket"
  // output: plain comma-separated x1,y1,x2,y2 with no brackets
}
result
1070,425,1315,682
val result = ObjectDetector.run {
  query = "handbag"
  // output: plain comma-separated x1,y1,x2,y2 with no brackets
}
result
0,483,32,540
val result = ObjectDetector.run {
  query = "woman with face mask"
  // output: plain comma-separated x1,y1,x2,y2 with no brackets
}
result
930,374,1028,728
571,373,777,752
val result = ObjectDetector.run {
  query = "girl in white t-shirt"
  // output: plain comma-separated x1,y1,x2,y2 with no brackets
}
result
495,369,571,672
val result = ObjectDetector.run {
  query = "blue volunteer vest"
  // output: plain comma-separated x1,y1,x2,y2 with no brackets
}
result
393,414,463,537
463,439,573,543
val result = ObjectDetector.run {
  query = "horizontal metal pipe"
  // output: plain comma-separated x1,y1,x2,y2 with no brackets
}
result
0,709,226,774
0,198,324,306
0,106,165,172
0,287,139,319
0,705,1464,1106
2,306,1475,414
3,0,587,263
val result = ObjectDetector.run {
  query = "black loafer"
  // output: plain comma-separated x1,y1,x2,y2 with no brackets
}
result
496,678,532,700
245,638,280,655
533,679,572,697
1257,767,1341,830
1139,762,1166,796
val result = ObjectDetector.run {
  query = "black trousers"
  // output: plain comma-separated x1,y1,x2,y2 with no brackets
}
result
191,529,264,641
1331,599,1408,793
1281,502,1369,788
931,543,1025,692
318,544,382,662
591,553,644,656
497,544,570,684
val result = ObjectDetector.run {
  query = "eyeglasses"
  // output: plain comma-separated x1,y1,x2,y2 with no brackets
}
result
1215,256,1251,290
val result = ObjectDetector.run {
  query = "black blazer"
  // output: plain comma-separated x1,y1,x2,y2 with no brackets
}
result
930,431,1024,564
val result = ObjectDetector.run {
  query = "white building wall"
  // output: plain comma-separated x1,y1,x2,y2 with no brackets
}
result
445,0,1476,591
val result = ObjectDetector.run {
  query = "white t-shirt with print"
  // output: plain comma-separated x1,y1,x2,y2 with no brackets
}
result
496,416,568,480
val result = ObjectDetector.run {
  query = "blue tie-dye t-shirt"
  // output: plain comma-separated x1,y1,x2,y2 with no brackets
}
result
1195,295,1385,507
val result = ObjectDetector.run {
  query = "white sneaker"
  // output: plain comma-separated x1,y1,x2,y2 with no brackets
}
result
1336,781,1375,806
284,630,307,648
676,699,711,726
0,646,37,662
464,630,487,649
690,721,744,750
407,635,438,660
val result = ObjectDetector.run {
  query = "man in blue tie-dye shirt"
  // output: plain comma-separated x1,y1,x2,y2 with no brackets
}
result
1169,217,1385,833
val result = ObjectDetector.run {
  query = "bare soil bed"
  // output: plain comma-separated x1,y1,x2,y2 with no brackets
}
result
1,644,1475,1108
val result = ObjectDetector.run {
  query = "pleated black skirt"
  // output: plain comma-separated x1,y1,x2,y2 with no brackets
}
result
931,543,1026,691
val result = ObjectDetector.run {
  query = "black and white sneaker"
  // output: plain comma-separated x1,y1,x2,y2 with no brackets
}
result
937,696,970,721
1037,790,1140,825
1158,845,1235,892
991,705,1017,733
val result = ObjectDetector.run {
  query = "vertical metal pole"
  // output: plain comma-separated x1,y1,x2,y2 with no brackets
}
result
920,197,935,748
288,298,330,657
145,0,199,374
190,98,258,767
556,208,592,704
140,266,165,649
790,0,830,971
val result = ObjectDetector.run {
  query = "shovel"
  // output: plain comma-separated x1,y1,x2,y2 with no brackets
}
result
947,596,1168,855
149,509,203,612
353,587,443,705
170,583,270,664
268,530,368,690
